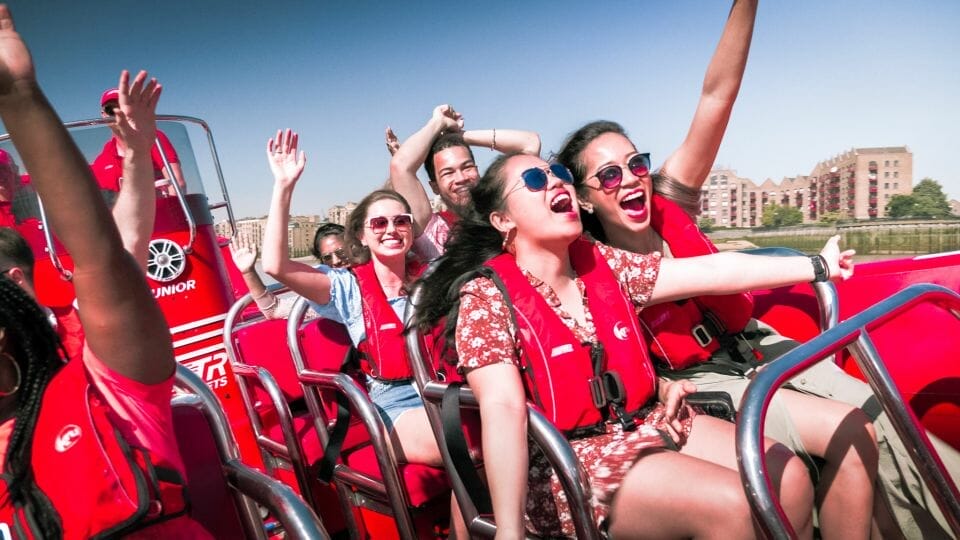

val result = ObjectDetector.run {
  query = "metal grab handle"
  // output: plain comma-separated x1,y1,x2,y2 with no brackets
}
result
739,246,840,330
736,283,960,539
156,115,237,240
35,197,73,281
403,282,603,540
154,137,196,253
173,365,329,540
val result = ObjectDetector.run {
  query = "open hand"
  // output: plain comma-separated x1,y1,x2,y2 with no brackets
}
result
0,5,35,100
266,129,306,188
230,241,258,274
113,70,161,154
819,234,856,281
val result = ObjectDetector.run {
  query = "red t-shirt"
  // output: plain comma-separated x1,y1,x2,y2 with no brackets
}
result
90,130,180,192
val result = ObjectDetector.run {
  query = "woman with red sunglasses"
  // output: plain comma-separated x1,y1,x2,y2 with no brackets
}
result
261,129,468,536
410,152,869,538
554,1,958,538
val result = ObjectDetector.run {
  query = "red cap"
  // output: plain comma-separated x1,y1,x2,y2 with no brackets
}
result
100,88,119,107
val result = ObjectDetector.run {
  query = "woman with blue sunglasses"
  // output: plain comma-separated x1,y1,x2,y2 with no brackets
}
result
412,152,869,538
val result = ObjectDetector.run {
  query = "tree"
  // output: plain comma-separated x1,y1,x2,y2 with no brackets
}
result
761,204,803,228
886,194,916,219
886,178,952,219
911,178,952,218
697,217,715,233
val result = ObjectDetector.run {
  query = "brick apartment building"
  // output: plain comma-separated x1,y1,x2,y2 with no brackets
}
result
699,146,913,228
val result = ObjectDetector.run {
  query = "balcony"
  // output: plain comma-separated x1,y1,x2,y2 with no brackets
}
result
868,208,878,217
869,186,878,194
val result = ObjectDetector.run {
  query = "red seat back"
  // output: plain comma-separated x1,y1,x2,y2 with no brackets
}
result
172,404,247,539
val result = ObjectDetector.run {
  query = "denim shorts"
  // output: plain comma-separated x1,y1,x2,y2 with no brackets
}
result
365,376,423,431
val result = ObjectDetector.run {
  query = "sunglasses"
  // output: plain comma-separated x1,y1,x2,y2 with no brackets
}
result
319,248,348,265
102,104,118,117
365,213,413,234
589,153,651,190
507,163,574,197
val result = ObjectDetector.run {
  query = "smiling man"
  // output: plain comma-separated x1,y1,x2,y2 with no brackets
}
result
388,105,540,260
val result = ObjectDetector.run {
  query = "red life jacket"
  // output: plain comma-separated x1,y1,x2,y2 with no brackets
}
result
438,210,459,227
484,238,657,435
639,193,755,370
352,260,420,381
0,359,188,539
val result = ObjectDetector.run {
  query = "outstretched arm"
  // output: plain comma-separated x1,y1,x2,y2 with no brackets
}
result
462,128,541,156
388,105,462,235
111,69,161,270
659,0,757,191
260,129,333,306
650,235,854,304
0,6,173,383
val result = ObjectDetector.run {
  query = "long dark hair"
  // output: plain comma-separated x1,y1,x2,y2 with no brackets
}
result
0,276,64,538
343,189,412,266
411,153,517,349
555,120,629,243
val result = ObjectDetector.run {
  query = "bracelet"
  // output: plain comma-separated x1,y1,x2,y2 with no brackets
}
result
809,255,830,282
251,289,272,301
491,128,497,151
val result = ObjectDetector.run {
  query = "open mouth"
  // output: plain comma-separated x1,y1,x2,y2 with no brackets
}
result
619,189,649,220
550,191,574,214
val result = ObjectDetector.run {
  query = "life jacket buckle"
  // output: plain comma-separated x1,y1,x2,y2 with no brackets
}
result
692,324,713,348
589,376,606,409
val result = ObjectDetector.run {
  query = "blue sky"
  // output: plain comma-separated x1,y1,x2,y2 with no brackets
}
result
4,0,959,218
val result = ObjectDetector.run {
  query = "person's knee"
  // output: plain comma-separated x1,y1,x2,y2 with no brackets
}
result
763,443,815,526
831,408,879,470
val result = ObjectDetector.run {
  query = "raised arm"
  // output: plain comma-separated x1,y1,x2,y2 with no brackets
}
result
259,129,333,306
0,7,173,383
650,234,854,304
388,105,462,234
110,69,161,270
462,128,541,156
659,0,757,190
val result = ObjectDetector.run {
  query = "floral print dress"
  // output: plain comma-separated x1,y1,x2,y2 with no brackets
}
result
455,243,696,537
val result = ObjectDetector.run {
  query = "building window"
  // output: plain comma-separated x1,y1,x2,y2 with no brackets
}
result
885,160,890,167
722,201,728,207
710,201,717,207
885,194,890,199
884,182,889,189
894,160,899,167
884,172,890,178
894,171,899,178
894,183,899,189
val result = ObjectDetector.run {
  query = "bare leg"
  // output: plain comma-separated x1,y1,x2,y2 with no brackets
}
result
779,390,878,539
609,416,814,539
391,407,470,539
391,407,444,466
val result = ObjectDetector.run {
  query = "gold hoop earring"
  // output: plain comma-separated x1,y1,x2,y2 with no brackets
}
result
0,352,21,397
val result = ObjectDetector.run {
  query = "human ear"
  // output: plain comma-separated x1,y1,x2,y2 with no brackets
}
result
489,210,515,236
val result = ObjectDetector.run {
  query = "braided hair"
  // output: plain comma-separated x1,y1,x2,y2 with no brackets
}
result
0,275,65,538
